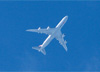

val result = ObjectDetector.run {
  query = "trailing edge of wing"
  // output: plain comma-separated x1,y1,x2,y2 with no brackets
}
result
55,31,68,51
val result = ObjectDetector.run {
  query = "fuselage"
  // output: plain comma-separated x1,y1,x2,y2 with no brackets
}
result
39,16,68,51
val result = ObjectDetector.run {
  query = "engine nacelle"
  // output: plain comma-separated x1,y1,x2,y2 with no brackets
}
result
47,26,50,29
62,34,65,38
38,27,41,30
64,40,67,44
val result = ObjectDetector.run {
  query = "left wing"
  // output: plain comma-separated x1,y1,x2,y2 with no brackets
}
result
26,27,56,35
55,30,67,51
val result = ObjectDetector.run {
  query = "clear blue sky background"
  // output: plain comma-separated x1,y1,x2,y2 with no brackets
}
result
0,1,100,71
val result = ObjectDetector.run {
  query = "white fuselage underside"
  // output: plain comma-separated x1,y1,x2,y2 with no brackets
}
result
40,16,68,50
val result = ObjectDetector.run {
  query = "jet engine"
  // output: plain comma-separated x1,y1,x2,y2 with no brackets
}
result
64,40,67,44
47,26,50,29
62,34,65,38
38,27,41,30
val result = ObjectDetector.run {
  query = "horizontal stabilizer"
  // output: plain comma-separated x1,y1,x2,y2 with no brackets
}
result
41,49,46,55
32,47,46,55
32,46,40,51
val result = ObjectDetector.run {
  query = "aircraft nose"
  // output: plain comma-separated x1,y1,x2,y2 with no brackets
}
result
64,16,68,21
65,16,68,18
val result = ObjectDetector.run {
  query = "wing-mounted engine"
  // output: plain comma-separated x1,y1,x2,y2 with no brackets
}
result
62,34,65,38
38,27,41,30
64,40,67,44
47,26,50,30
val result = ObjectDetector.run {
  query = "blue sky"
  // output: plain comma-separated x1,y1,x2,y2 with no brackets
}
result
0,1,100,71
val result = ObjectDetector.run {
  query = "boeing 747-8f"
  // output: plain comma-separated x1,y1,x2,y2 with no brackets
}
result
26,16,68,55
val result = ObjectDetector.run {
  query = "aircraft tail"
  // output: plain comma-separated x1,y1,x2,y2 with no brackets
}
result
32,46,46,55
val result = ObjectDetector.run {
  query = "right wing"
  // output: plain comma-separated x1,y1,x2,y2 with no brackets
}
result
55,30,67,51
26,27,56,35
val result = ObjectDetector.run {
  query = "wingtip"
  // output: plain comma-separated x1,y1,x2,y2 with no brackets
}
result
26,29,29,31
65,48,68,52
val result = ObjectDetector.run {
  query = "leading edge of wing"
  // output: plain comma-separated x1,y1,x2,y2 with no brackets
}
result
26,28,56,35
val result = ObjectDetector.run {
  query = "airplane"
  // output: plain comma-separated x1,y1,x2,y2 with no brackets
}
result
26,16,68,55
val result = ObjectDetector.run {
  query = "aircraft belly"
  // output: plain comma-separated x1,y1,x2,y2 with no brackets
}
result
26,16,68,55
42,35,54,48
